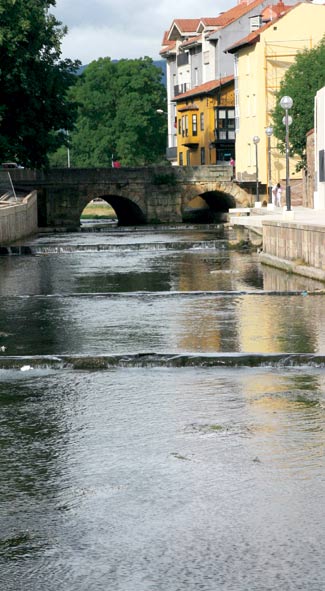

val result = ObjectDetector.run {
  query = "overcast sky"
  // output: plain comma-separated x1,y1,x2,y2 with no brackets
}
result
53,0,230,65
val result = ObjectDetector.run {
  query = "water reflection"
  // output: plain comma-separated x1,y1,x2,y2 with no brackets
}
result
1,226,325,590
0,368,325,590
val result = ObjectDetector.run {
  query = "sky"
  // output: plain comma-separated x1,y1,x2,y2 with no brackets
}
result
53,0,231,65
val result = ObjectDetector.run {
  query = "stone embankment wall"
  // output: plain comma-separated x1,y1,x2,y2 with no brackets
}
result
261,219,325,282
0,191,38,245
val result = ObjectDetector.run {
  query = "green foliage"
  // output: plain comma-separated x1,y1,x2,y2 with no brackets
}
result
64,57,167,167
272,36,325,169
0,0,80,168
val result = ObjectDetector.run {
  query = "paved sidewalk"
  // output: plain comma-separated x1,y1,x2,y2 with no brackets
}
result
229,206,325,228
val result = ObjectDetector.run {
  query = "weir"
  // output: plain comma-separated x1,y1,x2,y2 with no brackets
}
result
1,220,325,590
1,352,325,370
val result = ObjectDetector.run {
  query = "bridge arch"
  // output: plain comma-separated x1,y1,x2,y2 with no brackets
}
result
79,194,146,226
199,190,236,212
182,188,237,223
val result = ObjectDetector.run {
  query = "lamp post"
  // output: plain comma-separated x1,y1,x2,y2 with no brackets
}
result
253,135,260,203
63,130,70,168
60,129,71,167
280,95,293,211
265,126,273,204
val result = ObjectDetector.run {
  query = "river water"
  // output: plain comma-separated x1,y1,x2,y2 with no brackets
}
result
1,223,325,590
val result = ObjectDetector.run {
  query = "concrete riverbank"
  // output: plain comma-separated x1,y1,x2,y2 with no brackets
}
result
229,206,325,283
0,191,38,245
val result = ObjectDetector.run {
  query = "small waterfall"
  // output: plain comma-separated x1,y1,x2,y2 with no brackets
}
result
30,240,229,255
1,352,325,370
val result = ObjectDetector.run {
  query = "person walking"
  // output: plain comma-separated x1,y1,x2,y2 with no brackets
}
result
272,182,282,207
229,157,235,180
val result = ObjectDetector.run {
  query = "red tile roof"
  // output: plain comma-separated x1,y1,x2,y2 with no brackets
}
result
160,31,176,55
212,0,268,28
199,17,223,27
180,35,202,49
175,75,234,101
226,3,295,53
169,19,201,35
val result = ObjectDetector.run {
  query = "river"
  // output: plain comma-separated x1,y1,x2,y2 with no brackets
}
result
0,223,325,590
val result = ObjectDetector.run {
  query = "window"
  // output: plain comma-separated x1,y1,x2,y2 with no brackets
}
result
320,150,325,182
192,114,197,136
178,118,181,135
177,52,189,67
181,115,189,137
194,68,199,87
179,152,183,166
186,150,191,166
215,107,236,142
200,147,206,165
200,112,204,131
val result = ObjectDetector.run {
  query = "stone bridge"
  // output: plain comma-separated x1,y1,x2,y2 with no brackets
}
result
10,166,254,228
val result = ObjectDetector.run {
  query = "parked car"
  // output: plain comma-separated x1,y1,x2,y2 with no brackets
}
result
1,162,24,169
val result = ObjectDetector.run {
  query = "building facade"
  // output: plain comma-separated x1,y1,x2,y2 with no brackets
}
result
227,2,325,197
160,0,303,165
174,77,235,166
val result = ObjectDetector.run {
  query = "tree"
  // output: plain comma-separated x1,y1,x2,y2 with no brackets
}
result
0,0,80,168
66,57,167,167
272,36,325,170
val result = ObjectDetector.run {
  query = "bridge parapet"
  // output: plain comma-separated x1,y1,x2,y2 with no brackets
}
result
10,164,233,185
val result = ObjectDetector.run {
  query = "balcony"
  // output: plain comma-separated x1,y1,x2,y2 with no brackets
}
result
180,133,199,149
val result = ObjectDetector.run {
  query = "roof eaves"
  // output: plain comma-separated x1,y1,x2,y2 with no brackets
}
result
177,103,200,112
175,75,234,101
226,32,261,54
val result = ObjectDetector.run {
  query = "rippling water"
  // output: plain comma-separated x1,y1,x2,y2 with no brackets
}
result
0,225,325,590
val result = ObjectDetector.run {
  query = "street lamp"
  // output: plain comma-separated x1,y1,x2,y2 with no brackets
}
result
280,95,293,211
253,135,260,203
282,115,292,127
67,133,71,168
265,126,273,204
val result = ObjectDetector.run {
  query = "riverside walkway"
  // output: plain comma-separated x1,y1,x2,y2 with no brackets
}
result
229,205,325,283
229,205,325,228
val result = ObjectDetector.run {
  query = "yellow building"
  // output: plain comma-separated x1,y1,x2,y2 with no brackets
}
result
174,76,235,166
227,2,325,198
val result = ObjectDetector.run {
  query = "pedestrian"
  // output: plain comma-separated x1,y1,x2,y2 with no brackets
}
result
229,157,235,180
272,182,282,207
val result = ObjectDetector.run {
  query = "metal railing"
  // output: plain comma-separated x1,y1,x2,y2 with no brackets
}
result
0,171,17,201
